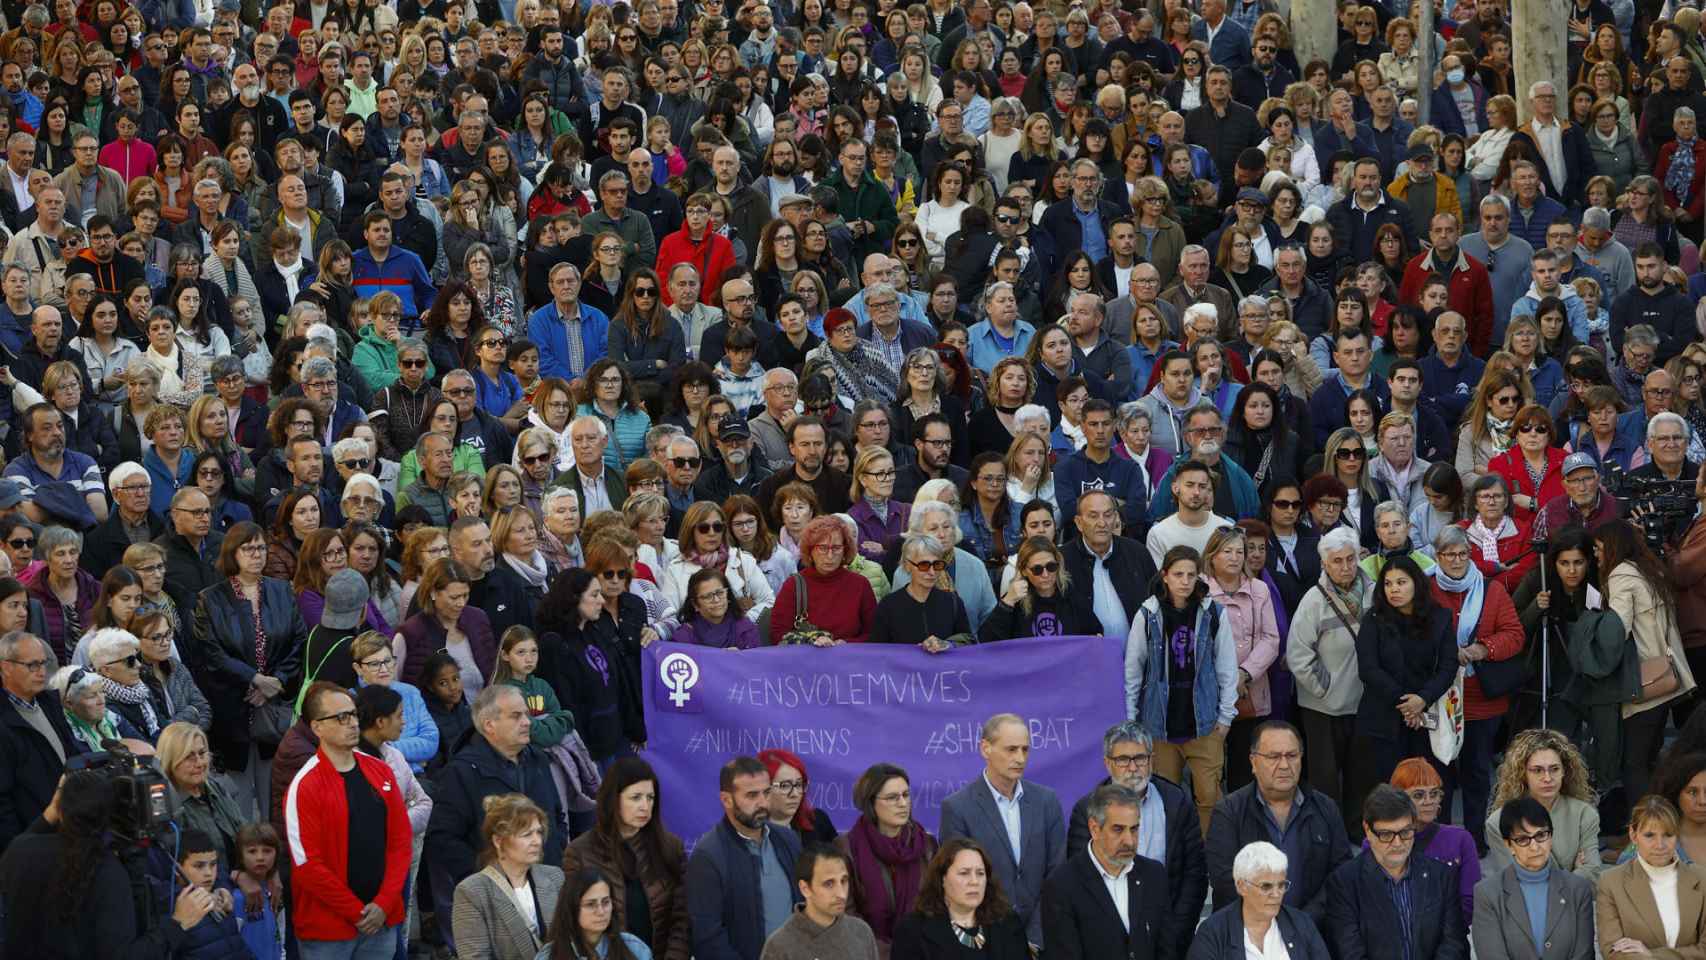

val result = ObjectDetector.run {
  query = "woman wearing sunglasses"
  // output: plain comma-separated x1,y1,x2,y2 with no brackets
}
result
85,626,163,744
1487,403,1565,529
1456,370,1526,488
977,536,1095,643
1324,427,1382,553
661,501,775,626
871,531,971,649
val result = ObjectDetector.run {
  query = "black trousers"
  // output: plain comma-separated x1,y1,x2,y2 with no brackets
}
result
1300,709,1373,839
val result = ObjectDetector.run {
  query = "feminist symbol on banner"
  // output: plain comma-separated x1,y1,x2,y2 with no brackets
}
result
659,652,701,707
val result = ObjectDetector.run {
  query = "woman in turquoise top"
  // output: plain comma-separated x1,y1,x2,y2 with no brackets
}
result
576,358,651,472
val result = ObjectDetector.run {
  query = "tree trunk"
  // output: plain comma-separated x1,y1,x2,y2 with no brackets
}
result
1291,0,1336,70
1513,0,1570,124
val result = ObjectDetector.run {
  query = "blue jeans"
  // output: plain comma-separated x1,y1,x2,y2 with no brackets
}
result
298,930,397,960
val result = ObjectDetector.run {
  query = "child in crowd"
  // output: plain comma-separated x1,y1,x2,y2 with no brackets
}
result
421,650,473,775
492,626,576,748
230,822,284,960
175,829,247,960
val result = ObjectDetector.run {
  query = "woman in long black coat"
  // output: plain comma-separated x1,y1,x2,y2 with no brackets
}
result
191,522,308,774
1355,553,1459,784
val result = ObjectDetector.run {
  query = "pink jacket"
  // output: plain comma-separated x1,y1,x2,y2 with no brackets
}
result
1206,574,1282,717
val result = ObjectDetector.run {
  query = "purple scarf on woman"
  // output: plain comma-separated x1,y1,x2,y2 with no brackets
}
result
847,816,934,942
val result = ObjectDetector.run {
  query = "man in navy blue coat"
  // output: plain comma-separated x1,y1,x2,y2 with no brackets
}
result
1323,785,1468,960
688,756,805,960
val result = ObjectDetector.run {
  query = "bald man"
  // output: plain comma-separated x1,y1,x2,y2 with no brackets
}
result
710,144,769,265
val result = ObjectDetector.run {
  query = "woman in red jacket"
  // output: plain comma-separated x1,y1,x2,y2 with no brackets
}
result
1431,523,1525,860
769,515,878,644
1459,474,1537,595
654,192,736,307
1656,106,1706,241
1486,402,1565,528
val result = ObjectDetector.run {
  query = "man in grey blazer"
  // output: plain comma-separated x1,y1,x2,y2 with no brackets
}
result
938,712,1068,948
1471,796,1596,960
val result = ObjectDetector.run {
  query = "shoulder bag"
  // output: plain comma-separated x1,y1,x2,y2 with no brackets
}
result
779,573,834,646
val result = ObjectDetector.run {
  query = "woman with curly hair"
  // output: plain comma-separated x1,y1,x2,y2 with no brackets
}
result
1484,727,1603,881
967,356,1034,458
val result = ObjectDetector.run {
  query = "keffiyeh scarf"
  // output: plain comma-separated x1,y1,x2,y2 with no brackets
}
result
102,677,160,736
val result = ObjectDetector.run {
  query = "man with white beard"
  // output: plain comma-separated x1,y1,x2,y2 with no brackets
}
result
1064,722,1208,960
693,412,772,502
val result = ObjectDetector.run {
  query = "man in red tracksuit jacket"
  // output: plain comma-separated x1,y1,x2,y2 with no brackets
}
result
284,682,412,960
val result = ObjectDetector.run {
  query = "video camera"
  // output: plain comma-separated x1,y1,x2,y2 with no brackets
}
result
1610,471,1698,556
69,740,173,844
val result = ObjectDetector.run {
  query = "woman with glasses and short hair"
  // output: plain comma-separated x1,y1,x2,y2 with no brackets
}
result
190,520,307,806
872,532,972,648
1459,474,1537,594
1190,840,1333,960
1472,795,1596,960
349,630,438,772
1432,522,1526,858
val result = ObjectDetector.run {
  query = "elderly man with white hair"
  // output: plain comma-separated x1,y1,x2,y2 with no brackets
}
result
561,414,625,514
1162,245,1237,339
1285,526,1373,838
750,367,801,468
1190,841,1334,960
1631,411,1699,485
81,461,165,577
890,499,996,628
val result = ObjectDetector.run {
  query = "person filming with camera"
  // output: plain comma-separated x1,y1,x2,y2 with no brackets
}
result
0,766,217,958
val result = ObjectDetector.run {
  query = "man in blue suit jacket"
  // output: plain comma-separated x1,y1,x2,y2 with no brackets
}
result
1189,0,1251,71
939,713,1068,948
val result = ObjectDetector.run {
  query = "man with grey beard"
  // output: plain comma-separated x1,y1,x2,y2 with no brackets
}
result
1065,722,1207,960
1145,403,1262,522
694,412,771,502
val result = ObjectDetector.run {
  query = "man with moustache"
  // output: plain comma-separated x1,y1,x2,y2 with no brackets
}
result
1042,782,1177,960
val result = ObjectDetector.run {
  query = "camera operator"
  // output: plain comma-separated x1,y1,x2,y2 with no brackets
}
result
1531,453,1621,542
0,769,214,958
1618,413,1700,556
1667,465,1706,696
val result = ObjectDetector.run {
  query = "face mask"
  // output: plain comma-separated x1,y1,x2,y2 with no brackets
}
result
1445,68,1465,84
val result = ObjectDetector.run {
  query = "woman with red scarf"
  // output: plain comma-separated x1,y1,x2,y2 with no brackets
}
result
758,748,838,845
838,763,938,948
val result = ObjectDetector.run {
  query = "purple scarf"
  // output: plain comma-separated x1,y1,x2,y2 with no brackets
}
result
847,816,933,942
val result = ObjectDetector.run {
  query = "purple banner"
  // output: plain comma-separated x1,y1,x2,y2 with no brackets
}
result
640,635,1125,846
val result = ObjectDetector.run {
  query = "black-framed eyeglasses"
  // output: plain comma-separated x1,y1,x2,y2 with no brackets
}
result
1507,829,1552,847
672,457,703,469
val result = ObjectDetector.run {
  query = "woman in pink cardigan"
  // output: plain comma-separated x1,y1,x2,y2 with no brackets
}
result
1202,525,1281,793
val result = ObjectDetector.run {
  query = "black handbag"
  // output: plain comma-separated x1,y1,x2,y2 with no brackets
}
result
1473,640,1532,698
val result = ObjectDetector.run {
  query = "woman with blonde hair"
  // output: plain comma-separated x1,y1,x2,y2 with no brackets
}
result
977,535,1094,642
451,793,566,960
1006,112,1062,196
967,356,1035,459
1466,95,1519,183
1131,176,1187,286
1004,431,1057,519
1485,727,1603,879
661,500,774,624
849,446,909,564
1596,796,1706,960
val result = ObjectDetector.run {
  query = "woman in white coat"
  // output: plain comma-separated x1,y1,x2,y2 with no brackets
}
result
661,500,776,625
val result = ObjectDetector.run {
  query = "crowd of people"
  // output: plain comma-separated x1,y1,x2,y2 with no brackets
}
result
0,0,1703,955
